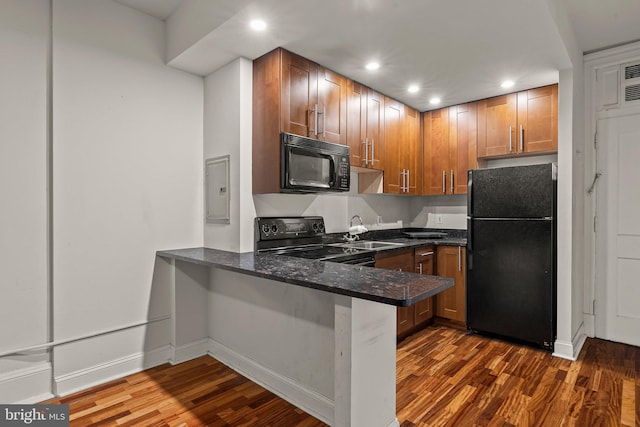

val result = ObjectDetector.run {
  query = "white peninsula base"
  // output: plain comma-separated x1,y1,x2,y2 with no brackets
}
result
157,256,400,427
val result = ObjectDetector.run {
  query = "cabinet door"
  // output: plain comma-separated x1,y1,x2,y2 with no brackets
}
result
404,106,421,194
318,68,347,145
281,50,318,138
422,108,450,195
414,247,435,325
346,80,367,166
449,102,478,194
366,88,385,170
477,93,517,158
517,84,558,154
435,246,466,324
375,249,415,336
383,97,404,194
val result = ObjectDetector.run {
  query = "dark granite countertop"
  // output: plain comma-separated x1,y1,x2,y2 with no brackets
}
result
322,227,467,254
157,247,453,307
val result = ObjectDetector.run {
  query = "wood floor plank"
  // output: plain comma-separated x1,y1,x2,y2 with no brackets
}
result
42,326,639,426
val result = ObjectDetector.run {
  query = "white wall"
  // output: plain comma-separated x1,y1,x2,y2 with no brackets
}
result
544,0,587,359
203,57,255,252
254,173,417,234
0,0,51,403
51,0,203,393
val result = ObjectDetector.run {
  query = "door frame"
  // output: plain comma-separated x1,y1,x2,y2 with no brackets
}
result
584,42,640,338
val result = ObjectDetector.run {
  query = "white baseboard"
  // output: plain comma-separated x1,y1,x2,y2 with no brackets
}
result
170,339,209,365
0,362,53,404
584,313,595,337
553,322,588,361
207,338,333,426
54,345,170,397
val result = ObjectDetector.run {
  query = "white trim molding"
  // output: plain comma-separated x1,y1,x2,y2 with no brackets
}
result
54,346,170,397
0,362,53,404
553,322,587,361
207,338,333,426
170,339,209,365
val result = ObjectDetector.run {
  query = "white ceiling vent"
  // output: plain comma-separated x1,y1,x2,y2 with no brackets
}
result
626,84,640,102
624,63,640,80
623,61,640,105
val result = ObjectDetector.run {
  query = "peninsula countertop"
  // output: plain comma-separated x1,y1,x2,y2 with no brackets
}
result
157,247,453,307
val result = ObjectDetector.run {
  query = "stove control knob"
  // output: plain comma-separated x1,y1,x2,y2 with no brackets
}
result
271,224,278,234
312,223,319,231
318,223,325,232
261,224,270,234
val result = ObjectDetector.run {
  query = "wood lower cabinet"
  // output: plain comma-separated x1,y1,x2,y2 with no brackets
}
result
376,247,437,338
252,48,347,194
435,245,466,325
374,248,415,336
414,247,436,325
477,84,557,158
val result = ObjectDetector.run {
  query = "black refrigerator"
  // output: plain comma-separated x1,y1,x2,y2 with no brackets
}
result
467,163,557,351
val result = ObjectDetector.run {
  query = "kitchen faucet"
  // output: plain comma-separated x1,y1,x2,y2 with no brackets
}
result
344,215,367,242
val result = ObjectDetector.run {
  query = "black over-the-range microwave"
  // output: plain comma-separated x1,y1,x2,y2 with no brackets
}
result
280,132,350,193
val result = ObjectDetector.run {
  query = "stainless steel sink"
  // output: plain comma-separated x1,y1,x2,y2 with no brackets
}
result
331,241,404,250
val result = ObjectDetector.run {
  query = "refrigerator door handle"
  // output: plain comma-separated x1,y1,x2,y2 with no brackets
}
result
467,170,473,216
467,218,472,252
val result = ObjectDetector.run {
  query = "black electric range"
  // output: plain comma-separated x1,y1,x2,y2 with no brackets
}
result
255,216,376,266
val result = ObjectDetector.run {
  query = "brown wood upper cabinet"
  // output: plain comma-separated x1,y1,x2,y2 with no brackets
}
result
384,99,421,194
477,84,558,158
347,81,384,169
422,102,477,195
252,48,347,194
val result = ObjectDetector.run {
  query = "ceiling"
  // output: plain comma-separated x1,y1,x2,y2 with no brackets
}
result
114,0,640,111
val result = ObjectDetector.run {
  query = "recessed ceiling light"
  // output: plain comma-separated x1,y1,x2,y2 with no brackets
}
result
429,97,441,105
365,62,380,71
249,19,267,31
407,85,420,93
501,80,514,89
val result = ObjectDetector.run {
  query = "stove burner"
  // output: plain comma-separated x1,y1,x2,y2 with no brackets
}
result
255,216,376,266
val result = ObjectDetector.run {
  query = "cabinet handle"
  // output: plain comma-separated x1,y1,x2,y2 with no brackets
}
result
313,104,319,136
458,246,462,272
418,264,423,274
509,125,513,152
520,124,524,151
322,104,326,137
363,138,369,165
418,251,434,257
450,170,454,194
370,139,375,165
442,170,446,193
406,169,410,192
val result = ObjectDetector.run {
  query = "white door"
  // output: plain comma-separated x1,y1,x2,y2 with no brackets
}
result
595,114,640,346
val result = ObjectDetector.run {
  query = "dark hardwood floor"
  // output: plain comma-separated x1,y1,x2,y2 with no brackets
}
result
43,325,639,426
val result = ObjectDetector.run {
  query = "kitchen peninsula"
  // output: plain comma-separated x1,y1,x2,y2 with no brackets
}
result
156,247,453,427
